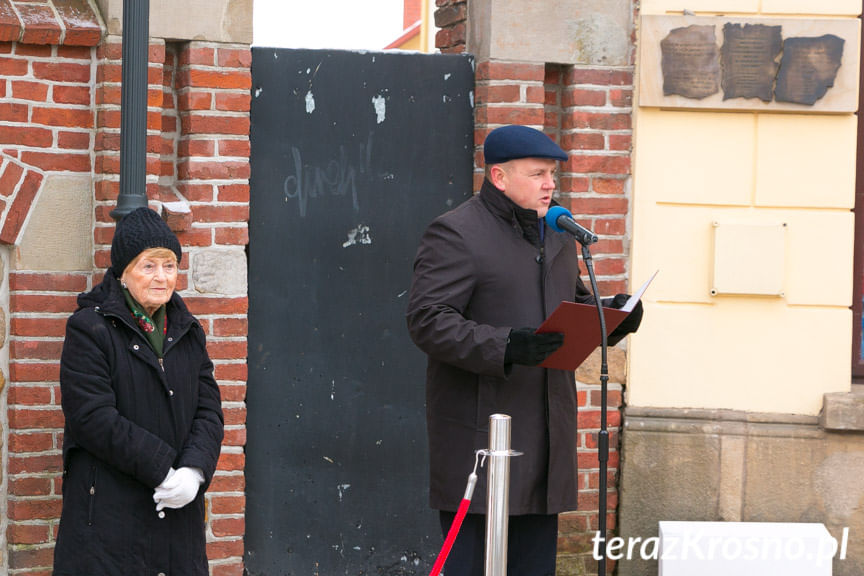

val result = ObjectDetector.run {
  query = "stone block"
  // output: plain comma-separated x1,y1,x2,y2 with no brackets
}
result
633,110,755,208
556,553,591,575
0,308,6,350
717,435,745,521
743,435,864,576
641,0,759,12
761,0,862,15
468,0,632,66
15,174,92,271
191,248,247,296
617,412,722,576
627,299,850,415
95,0,252,43
618,407,864,576
756,114,857,210
821,391,864,431
744,436,830,522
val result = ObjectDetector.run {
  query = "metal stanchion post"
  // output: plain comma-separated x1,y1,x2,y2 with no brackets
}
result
485,414,511,576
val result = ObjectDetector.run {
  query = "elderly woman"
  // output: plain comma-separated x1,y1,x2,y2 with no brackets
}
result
53,207,224,575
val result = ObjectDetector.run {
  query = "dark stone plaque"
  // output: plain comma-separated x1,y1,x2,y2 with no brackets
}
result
775,34,845,105
721,23,782,102
661,25,720,99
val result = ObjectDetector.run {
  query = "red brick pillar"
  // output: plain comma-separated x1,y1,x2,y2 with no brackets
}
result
2,5,101,572
3,21,250,573
434,0,466,53
473,61,547,190
173,42,251,576
435,2,635,573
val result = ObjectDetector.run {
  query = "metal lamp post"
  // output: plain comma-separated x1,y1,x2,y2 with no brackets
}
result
111,0,150,220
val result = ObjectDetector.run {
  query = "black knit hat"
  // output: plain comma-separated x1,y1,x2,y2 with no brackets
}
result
111,207,182,274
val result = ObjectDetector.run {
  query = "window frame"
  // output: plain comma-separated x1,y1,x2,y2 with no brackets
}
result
853,14,864,383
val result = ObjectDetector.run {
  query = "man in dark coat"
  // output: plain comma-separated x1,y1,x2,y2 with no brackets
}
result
406,125,641,576
54,208,224,575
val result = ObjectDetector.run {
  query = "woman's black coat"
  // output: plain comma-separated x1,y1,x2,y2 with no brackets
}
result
53,270,224,575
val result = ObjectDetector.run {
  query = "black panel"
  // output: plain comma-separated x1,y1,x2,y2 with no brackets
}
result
247,48,475,575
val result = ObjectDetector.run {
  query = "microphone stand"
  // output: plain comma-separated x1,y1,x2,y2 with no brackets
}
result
580,242,609,576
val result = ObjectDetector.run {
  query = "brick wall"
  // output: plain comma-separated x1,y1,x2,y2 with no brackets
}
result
2,0,632,572
436,2,636,574
0,5,249,574
433,0,466,54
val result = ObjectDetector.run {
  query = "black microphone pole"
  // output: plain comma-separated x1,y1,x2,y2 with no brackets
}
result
546,206,609,573
580,242,609,576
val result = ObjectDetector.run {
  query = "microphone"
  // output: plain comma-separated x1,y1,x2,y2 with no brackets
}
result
545,205,598,245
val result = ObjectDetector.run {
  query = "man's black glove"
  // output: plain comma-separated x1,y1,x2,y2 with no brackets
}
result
504,328,564,366
602,293,644,346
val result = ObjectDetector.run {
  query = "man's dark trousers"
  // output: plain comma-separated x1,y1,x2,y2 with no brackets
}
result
438,511,558,576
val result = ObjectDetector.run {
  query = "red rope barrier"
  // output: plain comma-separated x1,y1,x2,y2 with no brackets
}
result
428,471,478,576
429,496,471,576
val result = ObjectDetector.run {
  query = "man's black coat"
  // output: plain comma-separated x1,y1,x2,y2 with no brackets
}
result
407,180,593,515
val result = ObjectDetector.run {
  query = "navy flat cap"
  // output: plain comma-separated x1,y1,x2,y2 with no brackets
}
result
483,125,568,164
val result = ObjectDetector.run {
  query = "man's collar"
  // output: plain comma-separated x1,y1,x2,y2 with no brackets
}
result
479,178,539,221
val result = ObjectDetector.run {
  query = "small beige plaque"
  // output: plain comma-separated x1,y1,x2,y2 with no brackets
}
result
711,221,786,297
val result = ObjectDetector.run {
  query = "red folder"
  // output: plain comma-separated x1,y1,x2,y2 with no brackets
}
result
536,271,657,371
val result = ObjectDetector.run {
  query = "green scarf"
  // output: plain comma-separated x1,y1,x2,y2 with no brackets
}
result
122,288,167,357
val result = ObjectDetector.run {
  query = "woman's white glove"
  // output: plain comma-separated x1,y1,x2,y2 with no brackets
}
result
153,466,204,511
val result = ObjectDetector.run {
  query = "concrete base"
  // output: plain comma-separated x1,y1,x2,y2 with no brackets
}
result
618,406,864,576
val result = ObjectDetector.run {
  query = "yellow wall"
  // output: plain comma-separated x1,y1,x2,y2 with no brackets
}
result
395,34,423,51
629,4,861,414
